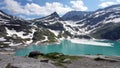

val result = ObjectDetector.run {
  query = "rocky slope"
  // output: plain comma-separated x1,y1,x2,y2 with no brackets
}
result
0,10,33,48
62,11,92,21
77,4,120,40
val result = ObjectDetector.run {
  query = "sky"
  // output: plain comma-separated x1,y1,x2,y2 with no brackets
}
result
0,0,120,19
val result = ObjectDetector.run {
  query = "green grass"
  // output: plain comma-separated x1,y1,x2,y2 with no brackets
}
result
43,52,79,62
43,52,79,68
32,52,80,68
32,28,57,43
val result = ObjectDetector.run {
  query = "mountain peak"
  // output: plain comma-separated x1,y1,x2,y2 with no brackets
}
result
48,12,60,18
38,12,61,21
34,12,60,21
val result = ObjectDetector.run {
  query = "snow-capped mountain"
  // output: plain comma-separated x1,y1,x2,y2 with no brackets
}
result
32,12,64,30
62,11,92,21
31,12,75,43
0,10,34,47
77,4,120,40
1,4,120,47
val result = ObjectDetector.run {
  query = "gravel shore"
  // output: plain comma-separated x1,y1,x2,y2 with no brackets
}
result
0,54,57,68
64,55,120,68
1,54,120,68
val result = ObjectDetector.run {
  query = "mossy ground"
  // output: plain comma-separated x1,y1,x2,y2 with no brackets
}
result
31,52,80,68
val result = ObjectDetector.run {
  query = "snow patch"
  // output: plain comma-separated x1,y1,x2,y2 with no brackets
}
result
0,37,6,41
68,38,112,46
49,29,59,36
35,36,48,45
41,36,48,42
9,43,23,46
63,21,86,35
105,18,120,24
5,27,36,44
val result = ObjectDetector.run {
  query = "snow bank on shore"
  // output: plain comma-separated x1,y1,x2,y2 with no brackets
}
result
68,38,113,46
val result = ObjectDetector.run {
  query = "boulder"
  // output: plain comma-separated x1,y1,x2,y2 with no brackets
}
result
40,60,49,63
63,58,71,63
28,51,44,57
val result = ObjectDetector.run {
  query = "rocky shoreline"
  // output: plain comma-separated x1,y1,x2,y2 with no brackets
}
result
0,54,58,68
1,40,120,68
64,55,120,68
1,53,120,68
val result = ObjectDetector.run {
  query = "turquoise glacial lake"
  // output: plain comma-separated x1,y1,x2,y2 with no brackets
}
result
15,39,120,56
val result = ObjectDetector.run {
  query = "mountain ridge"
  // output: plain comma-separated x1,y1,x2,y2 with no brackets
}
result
62,11,92,21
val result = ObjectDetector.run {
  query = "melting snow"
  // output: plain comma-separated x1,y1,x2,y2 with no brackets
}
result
105,18,120,24
9,43,23,46
63,21,86,35
0,37,6,41
35,36,48,45
68,38,112,46
5,27,36,39
49,29,59,36
41,36,48,42
5,27,36,45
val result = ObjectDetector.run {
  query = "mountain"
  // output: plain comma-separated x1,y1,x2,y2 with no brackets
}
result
0,11,76,48
32,12,64,30
77,4,120,40
62,11,92,21
0,10,33,47
31,12,75,43
1,4,120,48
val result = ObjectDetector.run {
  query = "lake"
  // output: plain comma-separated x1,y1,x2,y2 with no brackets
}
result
15,39,120,56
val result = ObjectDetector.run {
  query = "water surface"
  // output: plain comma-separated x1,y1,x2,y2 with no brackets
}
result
15,40,120,56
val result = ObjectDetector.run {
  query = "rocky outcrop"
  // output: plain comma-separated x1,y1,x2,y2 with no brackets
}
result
28,51,44,57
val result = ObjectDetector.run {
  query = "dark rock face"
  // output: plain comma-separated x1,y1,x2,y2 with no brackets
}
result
0,10,32,34
62,11,92,21
74,35,92,39
101,27,120,40
32,12,64,31
28,51,44,57
0,10,33,47
35,21,64,30
75,4,120,40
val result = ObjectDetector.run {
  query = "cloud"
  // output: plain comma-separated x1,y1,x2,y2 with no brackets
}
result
117,0,120,2
4,0,72,16
18,15,33,20
27,0,32,2
99,2,116,8
3,0,87,17
70,0,88,11
4,0,29,14
25,2,72,16
99,0,120,8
